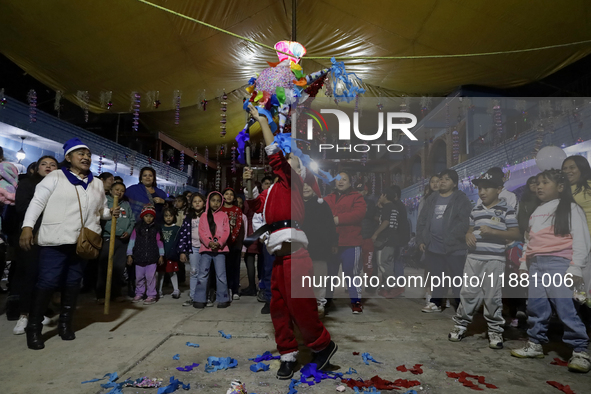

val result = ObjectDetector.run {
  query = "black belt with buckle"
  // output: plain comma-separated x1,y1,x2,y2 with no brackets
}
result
243,220,300,248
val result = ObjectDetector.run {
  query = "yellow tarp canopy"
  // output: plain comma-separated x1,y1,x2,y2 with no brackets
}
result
1,0,590,148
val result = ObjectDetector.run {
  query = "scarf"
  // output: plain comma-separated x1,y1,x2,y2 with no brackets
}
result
61,167,93,190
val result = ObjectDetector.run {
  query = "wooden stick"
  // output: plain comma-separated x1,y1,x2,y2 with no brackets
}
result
104,195,119,315
245,142,252,199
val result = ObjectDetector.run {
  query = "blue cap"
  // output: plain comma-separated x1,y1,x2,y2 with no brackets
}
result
63,138,89,156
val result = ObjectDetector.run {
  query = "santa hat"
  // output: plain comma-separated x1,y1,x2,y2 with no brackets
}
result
63,138,89,156
140,205,156,219
302,166,323,203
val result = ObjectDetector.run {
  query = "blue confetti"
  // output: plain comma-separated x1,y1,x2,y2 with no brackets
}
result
157,376,190,394
249,362,270,372
186,342,200,347
204,356,238,373
176,363,199,372
172,354,180,360
248,351,281,362
361,352,382,365
218,330,232,339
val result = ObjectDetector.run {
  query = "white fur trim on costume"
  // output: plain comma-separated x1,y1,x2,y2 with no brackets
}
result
300,165,306,180
280,351,298,362
317,197,323,203
266,228,309,254
65,144,89,156
249,186,260,200
265,143,281,156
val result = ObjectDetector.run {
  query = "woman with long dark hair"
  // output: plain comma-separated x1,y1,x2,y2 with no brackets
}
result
125,167,167,223
418,175,439,216
9,156,58,335
563,155,591,310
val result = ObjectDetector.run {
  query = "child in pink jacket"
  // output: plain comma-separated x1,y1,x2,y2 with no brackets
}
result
194,191,231,308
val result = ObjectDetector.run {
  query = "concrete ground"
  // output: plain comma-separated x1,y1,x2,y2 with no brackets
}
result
1,270,590,394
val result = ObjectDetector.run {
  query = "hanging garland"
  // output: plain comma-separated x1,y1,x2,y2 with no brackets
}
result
220,90,227,137
27,89,37,123
76,90,90,122
0,88,6,108
98,153,104,174
54,90,63,116
131,92,141,132
179,150,184,171
259,141,265,166
129,155,135,176
113,153,118,173
146,91,160,109
205,147,209,170
371,173,376,196
100,90,113,110
173,90,181,125
231,146,237,173
452,128,460,165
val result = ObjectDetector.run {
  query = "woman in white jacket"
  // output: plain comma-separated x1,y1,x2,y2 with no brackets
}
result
19,138,120,350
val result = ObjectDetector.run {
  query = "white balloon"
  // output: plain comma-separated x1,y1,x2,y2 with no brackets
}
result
535,146,567,171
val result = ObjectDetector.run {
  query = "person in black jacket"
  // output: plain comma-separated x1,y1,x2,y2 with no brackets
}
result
9,156,58,335
372,185,410,298
302,181,338,317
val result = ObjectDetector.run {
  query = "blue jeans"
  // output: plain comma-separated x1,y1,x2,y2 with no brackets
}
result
189,247,200,301
527,256,589,352
195,252,229,303
37,245,86,290
326,246,363,303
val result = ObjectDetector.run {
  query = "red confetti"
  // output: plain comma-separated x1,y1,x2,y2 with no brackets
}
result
342,376,420,391
550,358,568,366
547,381,576,394
446,371,498,390
396,364,423,375
352,352,360,355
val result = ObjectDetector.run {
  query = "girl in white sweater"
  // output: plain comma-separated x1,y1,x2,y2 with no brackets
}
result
510,169,590,373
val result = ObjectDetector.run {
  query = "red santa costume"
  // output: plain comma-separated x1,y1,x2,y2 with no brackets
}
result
247,143,331,361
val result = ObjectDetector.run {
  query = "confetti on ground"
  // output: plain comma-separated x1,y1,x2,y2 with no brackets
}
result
396,364,423,375
172,354,180,360
446,371,498,390
186,342,200,347
342,376,420,391
550,358,568,366
176,363,200,372
157,376,190,394
204,356,238,373
547,381,576,394
219,330,232,339
124,377,163,388
249,351,280,362
250,362,270,372
361,353,382,365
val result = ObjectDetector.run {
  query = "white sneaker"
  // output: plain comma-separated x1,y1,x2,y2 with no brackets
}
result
568,351,590,373
488,332,503,349
317,304,325,318
232,293,240,300
13,316,28,335
448,326,466,342
422,302,442,313
425,293,431,304
41,316,52,326
511,341,544,358
445,299,451,308
510,318,519,328
206,298,214,307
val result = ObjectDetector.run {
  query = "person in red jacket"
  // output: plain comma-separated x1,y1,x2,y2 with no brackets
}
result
324,173,367,314
243,103,337,380
221,187,243,300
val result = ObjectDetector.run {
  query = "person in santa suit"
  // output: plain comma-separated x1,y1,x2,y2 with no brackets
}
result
243,103,337,380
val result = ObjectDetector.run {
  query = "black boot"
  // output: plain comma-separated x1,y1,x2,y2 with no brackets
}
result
26,288,54,350
276,360,297,380
58,286,79,340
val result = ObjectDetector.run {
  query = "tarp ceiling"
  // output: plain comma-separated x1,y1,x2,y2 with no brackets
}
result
1,0,591,149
